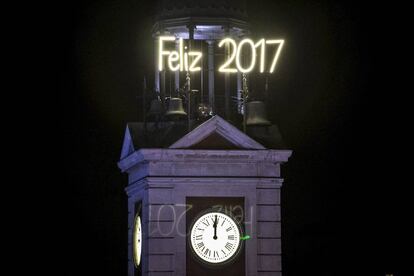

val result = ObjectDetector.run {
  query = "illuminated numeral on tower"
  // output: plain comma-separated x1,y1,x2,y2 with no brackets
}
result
218,38,284,73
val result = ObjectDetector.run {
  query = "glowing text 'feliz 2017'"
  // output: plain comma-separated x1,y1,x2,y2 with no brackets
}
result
158,36,284,73
158,36,202,72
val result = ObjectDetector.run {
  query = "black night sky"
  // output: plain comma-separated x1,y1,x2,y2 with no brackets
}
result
60,0,407,275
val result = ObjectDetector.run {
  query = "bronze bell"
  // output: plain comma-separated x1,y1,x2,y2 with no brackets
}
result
165,97,187,117
246,101,271,126
147,98,163,117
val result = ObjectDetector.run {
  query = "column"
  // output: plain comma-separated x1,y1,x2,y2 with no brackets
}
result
207,40,215,114
200,42,204,103
154,36,160,93
223,26,231,120
237,72,242,114
175,39,180,92
160,68,165,101
187,25,195,131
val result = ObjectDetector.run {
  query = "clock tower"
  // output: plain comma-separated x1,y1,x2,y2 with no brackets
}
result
118,116,291,276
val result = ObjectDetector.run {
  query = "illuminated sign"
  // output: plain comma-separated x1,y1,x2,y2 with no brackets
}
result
219,38,284,73
158,36,284,73
159,36,202,72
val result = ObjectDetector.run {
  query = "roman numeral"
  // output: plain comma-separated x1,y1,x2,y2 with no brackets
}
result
195,235,202,240
202,220,210,226
226,227,232,232
221,249,226,255
228,235,235,240
197,228,204,231
214,251,219,258
225,242,233,251
204,248,211,256
197,242,204,248
221,220,225,226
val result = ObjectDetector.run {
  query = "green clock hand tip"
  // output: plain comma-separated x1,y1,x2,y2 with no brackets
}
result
240,235,250,240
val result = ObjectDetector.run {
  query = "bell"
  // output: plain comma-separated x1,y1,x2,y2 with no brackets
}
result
147,98,163,117
246,101,271,126
165,97,187,117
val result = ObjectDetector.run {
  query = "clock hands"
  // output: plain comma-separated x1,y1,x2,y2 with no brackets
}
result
213,215,218,240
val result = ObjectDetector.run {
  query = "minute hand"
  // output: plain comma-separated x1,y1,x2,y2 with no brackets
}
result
213,215,218,240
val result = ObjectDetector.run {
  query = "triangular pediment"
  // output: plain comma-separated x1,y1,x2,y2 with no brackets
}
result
169,115,266,150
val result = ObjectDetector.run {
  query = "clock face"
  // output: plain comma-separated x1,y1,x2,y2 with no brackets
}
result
189,211,242,265
133,214,142,267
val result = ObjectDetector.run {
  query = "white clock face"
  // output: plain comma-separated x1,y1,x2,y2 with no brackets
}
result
133,215,142,267
190,211,242,264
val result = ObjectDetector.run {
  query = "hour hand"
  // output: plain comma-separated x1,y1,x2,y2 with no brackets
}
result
213,215,218,240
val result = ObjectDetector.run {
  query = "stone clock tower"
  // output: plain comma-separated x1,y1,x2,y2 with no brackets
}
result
118,116,291,276
118,0,291,275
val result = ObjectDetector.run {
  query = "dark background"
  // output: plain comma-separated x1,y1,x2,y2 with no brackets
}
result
59,0,408,275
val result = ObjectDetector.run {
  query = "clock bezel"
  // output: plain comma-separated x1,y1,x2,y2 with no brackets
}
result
188,208,244,267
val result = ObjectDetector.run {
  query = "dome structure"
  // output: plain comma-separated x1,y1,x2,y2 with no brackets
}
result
153,0,248,39
155,0,247,21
